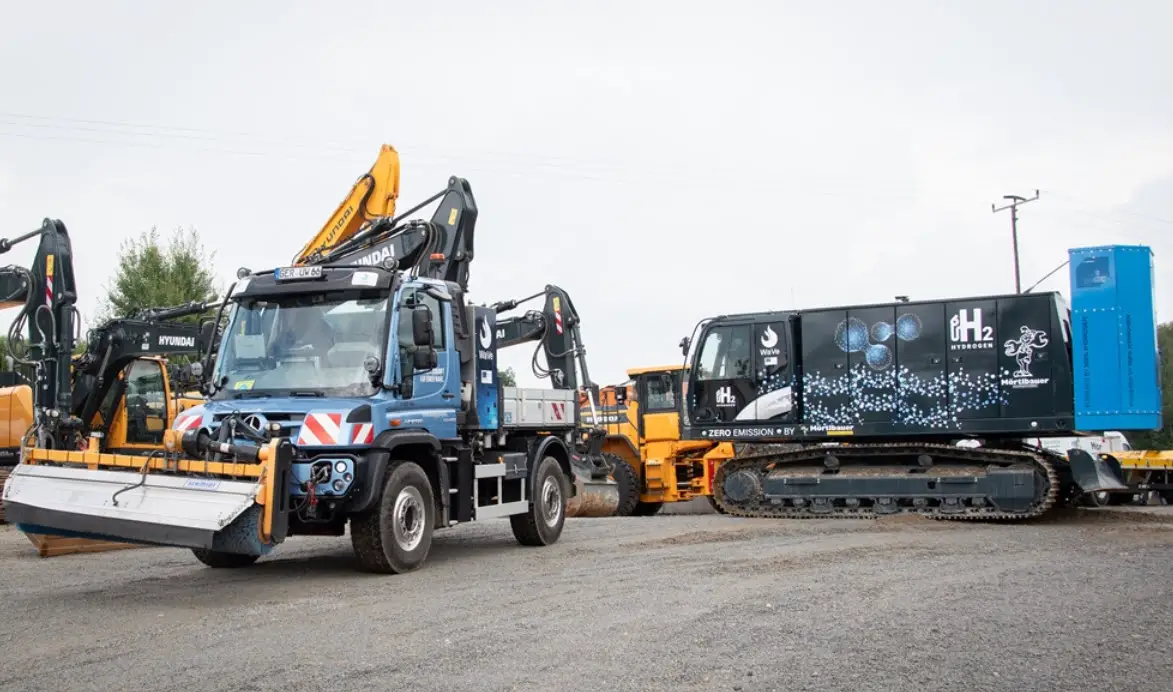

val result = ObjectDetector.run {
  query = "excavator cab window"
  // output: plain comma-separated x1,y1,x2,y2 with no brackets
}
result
694,325,752,381
124,360,168,445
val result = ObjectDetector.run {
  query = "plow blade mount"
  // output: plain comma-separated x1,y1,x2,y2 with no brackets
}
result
566,454,620,518
1067,448,1130,495
2,463,283,556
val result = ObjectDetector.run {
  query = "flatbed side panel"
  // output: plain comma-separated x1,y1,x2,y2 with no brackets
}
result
501,387,577,429
1068,244,1162,432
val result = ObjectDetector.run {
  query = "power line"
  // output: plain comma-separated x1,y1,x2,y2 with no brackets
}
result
992,190,1040,293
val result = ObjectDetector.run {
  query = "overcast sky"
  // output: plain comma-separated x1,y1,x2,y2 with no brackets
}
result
1,1,1170,387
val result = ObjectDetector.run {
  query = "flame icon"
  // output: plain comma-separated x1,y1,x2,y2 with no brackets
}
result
479,317,492,349
760,325,778,348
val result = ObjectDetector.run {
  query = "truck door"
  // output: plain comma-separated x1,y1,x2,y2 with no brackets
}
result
395,288,457,410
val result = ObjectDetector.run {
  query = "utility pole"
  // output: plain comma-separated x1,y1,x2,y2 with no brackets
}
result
992,189,1040,293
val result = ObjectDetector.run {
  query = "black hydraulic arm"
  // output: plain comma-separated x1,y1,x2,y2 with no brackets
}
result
0,219,78,422
71,310,216,436
316,176,479,292
490,284,601,419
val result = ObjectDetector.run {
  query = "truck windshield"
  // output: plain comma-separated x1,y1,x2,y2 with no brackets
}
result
212,290,390,398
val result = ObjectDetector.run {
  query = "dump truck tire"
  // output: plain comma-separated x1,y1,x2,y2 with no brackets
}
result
610,454,640,516
350,460,435,574
191,549,260,568
511,455,568,546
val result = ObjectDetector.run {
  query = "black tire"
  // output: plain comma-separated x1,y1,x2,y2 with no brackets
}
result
350,460,436,574
191,549,260,568
511,455,569,546
608,454,640,517
631,501,663,516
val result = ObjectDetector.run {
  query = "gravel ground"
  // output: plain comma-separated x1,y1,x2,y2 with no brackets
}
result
0,507,1171,692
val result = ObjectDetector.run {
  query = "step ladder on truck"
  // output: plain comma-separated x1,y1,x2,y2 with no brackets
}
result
2,165,618,574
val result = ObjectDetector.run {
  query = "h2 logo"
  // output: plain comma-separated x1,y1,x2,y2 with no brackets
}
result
950,308,993,344
715,386,736,407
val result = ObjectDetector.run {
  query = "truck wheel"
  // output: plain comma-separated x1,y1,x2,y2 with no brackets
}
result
609,454,640,516
350,460,435,574
511,455,569,546
191,549,260,568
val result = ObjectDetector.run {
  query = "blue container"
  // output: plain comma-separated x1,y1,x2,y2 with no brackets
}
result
1067,244,1162,432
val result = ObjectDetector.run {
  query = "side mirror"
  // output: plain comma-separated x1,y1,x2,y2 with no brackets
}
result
678,336,691,357
614,387,627,405
413,346,438,371
412,305,434,346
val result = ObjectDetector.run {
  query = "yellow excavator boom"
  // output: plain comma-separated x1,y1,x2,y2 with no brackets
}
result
291,144,401,265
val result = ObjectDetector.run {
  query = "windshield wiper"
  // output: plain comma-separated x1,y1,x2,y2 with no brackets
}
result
289,390,326,397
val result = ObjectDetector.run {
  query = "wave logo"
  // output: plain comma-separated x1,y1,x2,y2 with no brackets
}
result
760,325,778,349
479,317,493,349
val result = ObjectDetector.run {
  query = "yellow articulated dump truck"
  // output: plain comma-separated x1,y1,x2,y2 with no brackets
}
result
576,365,737,516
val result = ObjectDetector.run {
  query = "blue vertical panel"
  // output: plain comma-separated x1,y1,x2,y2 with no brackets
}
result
1068,244,1162,432
472,305,500,430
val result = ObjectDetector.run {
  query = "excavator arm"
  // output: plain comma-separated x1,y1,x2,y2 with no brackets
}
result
70,304,217,443
314,175,478,290
490,284,601,421
0,219,79,442
284,144,476,293
291,144,402,265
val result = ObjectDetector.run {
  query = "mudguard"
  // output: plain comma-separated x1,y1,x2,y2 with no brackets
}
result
1067,448,1130,494
348,430,441,514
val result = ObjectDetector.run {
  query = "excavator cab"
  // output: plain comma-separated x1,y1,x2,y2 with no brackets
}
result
99,357,176,451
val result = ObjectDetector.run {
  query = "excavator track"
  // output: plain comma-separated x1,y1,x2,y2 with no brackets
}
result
711,442,1062,522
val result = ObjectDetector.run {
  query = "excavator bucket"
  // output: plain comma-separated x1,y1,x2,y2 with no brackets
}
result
565,455,620,518
1067,448,1130,495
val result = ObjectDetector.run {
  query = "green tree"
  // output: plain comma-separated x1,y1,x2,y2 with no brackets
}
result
97,225,220,322
499,366,517,387
1129,321,1173,450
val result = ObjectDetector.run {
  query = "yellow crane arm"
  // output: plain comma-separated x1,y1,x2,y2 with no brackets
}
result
291,144,402,265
